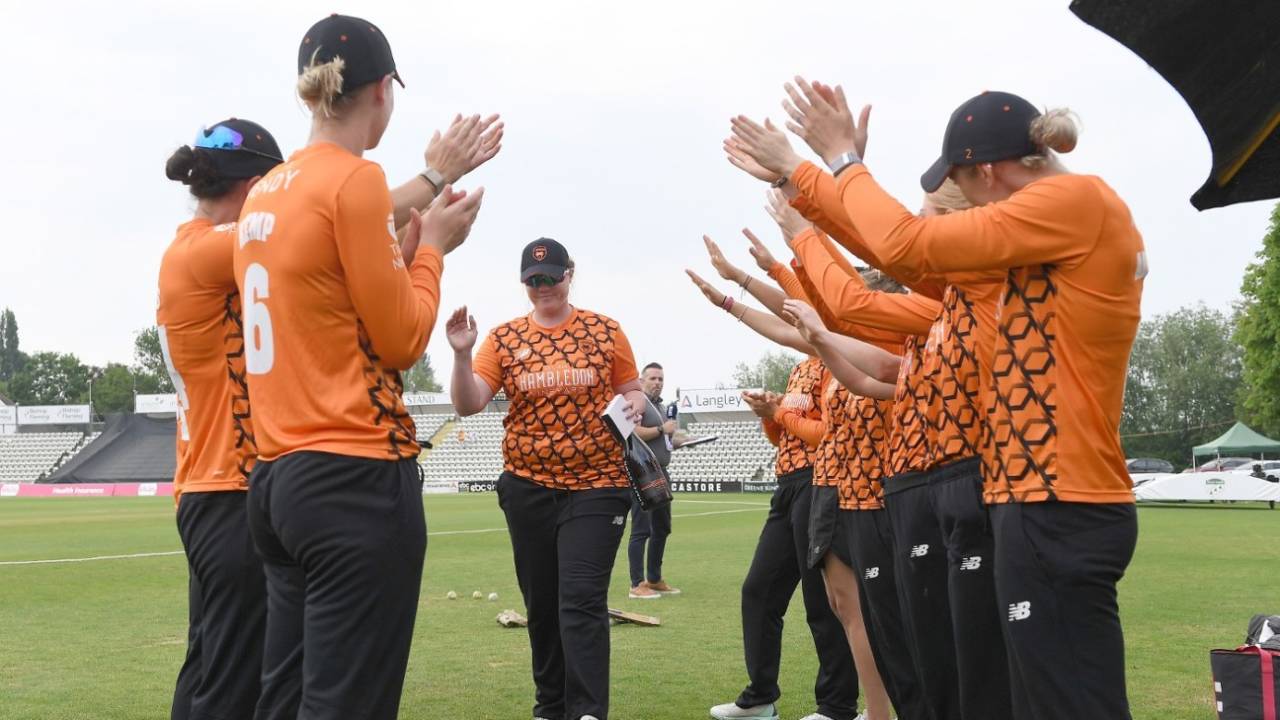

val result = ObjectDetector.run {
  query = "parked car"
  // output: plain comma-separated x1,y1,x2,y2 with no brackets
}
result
1231,460,1280,482
1185,457,1255,473
1126,457,1175,474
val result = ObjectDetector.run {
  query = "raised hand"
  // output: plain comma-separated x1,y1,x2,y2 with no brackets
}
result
782,76,871,168
418,185,486,256
743,228,779,272
765,188,811,242
724,137,781,184
781,298,826,344
703,235,747,285
740,390,773,419
445,306,479,353
685,269,728,308
728,116,805,178
426,113,504,185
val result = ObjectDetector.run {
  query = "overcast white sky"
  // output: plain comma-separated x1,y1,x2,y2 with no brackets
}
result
0,0,1273,395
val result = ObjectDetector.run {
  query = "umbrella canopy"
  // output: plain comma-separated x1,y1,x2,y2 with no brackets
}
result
1192,421,1280,457
1070,0,1280,210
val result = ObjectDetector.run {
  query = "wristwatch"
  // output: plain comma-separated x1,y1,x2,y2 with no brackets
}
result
419,166,445,193
827,151,862,177
770,175,789,189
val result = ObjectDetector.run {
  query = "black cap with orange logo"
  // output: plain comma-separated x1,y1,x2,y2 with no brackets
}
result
298,14,404,93
920,91,1041,192
520,238,571,282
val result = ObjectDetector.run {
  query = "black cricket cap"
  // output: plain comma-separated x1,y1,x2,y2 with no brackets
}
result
195,118,283,179
520,238,571,282
298,14,403,94
920,91,1041,192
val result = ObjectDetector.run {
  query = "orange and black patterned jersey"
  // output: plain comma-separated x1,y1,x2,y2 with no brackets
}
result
157,219,256,500
885,336,933,479
772,357,826,477
921,278,1002,470
838,396,894,511
813,378,857,488
836,169,1144,504
472,308,639,491
233,143,443,462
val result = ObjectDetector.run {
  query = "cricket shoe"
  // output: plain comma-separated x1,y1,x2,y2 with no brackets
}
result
647,580,682,595
710,701,780,720
629,583,661,599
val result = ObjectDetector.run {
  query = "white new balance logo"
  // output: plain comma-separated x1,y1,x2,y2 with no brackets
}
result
864,567,880,580
960,556,982,571
910,544,929,558
612,516,625,526
1008,601,1031,621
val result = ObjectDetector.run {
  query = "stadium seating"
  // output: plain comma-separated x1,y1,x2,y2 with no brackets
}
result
0,432,86,482
410,413,453,443
421,412,505,483
667,420,776,484
419,414,776,487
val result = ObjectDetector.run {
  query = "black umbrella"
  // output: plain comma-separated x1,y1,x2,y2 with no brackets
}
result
1070,0,1280,210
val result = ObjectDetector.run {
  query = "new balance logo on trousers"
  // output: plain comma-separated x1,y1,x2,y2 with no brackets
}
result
959,555,982,571
1008,601,1031,622
909,544,929,558
864,566,880,580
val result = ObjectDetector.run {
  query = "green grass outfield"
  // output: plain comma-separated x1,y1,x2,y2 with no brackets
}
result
0,494,1274,719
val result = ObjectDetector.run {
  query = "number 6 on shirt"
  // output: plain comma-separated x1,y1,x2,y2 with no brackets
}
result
244,263,275,374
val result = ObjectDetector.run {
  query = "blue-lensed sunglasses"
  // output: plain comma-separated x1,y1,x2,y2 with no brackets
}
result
524,274,562,288
194,125,283,162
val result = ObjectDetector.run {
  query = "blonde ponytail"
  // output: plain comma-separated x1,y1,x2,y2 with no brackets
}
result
297,50,346,118
1022,108,1079,169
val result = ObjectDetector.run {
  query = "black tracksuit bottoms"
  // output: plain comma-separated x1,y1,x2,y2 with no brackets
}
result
842,508,929,720
497,472,633,720
928,457,1013,720
246,451,426,720
884,471,961,720
172,490,266,720
991,501,1137,720
735,469,860,720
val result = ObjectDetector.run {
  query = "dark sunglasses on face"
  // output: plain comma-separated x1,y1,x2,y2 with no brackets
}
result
524,274,562,288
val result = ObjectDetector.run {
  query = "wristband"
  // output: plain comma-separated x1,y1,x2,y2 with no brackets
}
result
827,151,862,177
419,166,445,193
770,175,789,189
720,295,735,312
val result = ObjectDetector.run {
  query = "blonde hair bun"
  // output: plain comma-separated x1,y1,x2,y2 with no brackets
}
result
1030,108,1079,154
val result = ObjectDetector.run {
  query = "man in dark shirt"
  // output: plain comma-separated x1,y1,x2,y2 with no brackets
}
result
629,362,682,599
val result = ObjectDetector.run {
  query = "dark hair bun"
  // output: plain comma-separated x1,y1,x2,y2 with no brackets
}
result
165,146,236,199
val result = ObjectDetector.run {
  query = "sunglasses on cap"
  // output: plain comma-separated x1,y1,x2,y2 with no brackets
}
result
194,125,284,162
524,274,563,288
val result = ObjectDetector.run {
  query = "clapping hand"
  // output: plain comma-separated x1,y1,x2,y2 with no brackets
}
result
781,77,870,169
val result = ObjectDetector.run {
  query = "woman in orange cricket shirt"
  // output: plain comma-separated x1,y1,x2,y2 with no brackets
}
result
729,116,1017,720
232,15,486,720
447,238,646,720
160,119,282,720
783,83,1146,720
689,244,896,720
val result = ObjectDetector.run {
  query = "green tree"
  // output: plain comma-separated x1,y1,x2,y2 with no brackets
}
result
1120,303,1243,468
0,308,25,382
732,350,801,394
1235,202,1280,438
8,352,91,405
403,353,443,392
132,326,174,394
91,363,136,415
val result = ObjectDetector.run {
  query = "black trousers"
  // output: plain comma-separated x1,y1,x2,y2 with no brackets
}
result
246,451,426,720
497,472,632,720
928,458,1013,720
842,508,929,720
172,490,266,720
991,502,1138,720
628,499,672,586
736,469,859,720
884,472,961,720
